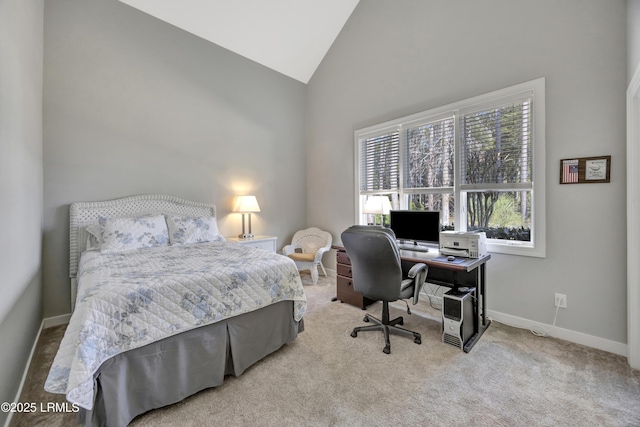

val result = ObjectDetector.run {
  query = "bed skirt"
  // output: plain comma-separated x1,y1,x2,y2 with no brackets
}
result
78,300,303,427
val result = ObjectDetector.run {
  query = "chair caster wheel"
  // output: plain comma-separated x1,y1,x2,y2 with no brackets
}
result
398,319,404,325
414,337,421,345
351,331,358,338
363,316,369,322
383,346,390,354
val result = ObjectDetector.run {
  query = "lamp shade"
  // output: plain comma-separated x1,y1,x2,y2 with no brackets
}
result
233,195,261,213
363,196,391,215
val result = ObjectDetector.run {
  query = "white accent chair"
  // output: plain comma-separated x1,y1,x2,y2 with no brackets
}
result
282,227,332,285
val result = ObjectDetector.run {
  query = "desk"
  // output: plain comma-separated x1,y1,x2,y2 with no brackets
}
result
333,245,491,353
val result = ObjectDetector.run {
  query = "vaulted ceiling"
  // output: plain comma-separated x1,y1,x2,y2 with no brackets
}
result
118,0,360,84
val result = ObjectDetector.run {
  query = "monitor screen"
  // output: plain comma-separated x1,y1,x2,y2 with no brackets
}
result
389,210,441,245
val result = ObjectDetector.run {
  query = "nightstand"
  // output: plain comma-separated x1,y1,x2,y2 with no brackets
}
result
227,235,277,252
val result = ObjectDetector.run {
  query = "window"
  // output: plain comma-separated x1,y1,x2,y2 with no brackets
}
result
355,78,546,257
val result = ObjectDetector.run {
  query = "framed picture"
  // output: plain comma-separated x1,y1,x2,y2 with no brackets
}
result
560,155,611,184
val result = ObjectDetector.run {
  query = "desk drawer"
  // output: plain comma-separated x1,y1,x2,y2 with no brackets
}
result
337,251,351,265
337,263,352,278
334,248,375,309
337,276,375,309
336,276,357,304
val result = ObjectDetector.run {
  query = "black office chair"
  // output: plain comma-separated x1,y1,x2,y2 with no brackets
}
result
341,225,428,354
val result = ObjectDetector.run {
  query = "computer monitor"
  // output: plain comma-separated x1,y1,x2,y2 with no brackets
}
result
389,210,441,245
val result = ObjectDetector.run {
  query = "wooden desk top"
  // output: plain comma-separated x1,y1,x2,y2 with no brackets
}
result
332,244,490,272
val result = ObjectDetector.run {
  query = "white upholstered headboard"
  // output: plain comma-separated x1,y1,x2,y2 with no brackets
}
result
69,194,217,310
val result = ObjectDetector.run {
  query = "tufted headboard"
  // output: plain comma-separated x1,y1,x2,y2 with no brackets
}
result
69,194,217,310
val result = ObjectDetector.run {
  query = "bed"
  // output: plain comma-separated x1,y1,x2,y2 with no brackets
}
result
44,194,307,427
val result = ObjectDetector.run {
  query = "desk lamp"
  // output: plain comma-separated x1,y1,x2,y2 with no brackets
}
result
363,196,391,226
233,195,261,239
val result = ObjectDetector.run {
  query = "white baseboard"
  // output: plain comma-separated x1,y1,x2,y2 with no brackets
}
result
4,321,43,427
4,314,71,427
43,313,71,329
487,310,628,357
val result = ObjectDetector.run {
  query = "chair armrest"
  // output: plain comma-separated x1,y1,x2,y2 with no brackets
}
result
407,262,427,278
282,244,298,256
313,246,330,263
407,263,428,305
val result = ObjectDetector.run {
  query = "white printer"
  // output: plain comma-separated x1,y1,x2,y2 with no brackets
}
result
439,231,487,258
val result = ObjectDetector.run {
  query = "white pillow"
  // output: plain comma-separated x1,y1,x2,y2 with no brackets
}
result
85,223,102,250
100,215,169,252
166,215,225,245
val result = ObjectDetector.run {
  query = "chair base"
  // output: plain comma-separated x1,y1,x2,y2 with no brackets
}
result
350,302,421,354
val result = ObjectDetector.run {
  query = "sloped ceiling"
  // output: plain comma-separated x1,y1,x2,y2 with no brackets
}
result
118,0,360,84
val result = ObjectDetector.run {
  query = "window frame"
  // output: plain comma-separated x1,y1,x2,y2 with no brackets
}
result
354,78,546,258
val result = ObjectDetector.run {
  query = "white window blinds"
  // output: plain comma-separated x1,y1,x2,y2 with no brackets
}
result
404,117,455,189
359,130,400,191
460,96,533,187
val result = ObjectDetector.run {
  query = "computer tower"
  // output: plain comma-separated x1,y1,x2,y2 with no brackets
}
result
442,289,476,350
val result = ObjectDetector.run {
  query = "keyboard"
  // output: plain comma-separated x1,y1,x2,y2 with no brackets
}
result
398,243,429,252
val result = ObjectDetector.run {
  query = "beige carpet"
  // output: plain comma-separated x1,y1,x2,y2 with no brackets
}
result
11,273,640,427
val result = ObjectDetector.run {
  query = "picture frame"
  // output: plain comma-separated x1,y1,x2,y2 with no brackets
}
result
559,155,611,184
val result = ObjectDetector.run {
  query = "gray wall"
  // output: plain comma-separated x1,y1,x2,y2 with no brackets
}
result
0,0,44,424
630,0,640,84
43,0,307,317
307,0,628,344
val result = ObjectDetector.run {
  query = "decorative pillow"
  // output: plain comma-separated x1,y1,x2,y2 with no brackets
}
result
85,223,102,250
99,215,169,252
166,215,225,245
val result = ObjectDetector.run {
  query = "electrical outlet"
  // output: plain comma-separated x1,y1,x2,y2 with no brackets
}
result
555,293,567,308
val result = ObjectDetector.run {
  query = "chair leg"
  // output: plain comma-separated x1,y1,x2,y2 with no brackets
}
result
319,261,328,277
387,324,422,345
389,316,404,326
350,302,421,354
310,267,319,285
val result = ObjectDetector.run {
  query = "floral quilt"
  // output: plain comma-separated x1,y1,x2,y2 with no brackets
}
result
44,241,306,410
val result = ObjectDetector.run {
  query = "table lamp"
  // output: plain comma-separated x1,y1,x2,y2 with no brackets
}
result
233,195,261,239
363,196,391,226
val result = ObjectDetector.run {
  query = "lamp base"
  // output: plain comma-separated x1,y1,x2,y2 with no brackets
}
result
238,233,255,240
